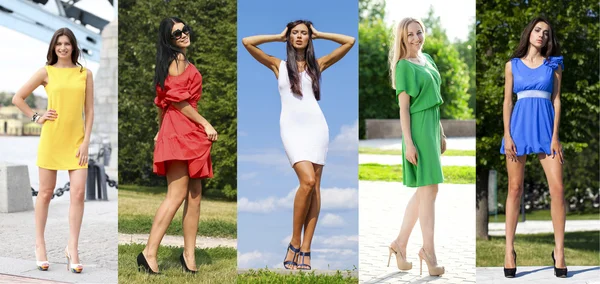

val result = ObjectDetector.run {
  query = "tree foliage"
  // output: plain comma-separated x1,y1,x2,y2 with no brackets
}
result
118,0,237,200
476,0,599,214
358,3,473,138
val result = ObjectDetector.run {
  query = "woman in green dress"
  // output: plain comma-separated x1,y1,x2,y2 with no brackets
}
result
385,17,446,277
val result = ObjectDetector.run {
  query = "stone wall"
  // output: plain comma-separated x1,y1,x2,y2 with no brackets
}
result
365,119,476,139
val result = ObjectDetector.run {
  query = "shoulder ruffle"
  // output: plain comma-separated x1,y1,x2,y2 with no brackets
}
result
545,56,564,71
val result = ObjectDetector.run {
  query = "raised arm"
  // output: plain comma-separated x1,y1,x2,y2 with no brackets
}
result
502,61,517,161
242,28,286,78
312,25,355,72
550,65,563,163
167,58,217,141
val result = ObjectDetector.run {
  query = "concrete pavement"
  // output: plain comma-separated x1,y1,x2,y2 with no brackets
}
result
359,181,476,283
360,137,476,151
0,187,118,283
359,154,476,167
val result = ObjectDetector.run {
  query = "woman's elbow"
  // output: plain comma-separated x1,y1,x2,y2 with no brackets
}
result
11,94,21,106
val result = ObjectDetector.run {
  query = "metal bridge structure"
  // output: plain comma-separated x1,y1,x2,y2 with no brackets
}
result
0,0,115,62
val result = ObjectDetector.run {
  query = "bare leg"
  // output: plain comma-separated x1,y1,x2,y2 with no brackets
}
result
504,155,527,268
182,178,202,270
283,161,316,269
298,164,323,268
418,184,439,261
35,168,57,262
393,190,420,257
67,169,87,264
538,153,566,268
143,161,190,272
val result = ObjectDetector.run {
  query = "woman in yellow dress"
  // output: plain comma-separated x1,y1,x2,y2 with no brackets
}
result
12,28,94,273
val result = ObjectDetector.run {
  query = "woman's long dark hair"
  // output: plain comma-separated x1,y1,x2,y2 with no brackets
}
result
46,28,83,72
154,17,189,89
512,17,561,59
285,20,321,100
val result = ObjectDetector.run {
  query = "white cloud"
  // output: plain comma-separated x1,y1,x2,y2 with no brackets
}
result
318,235,359,248
238,187,358,213
312,248,357,257
320,213,345,227
239,172,258,180
322,188,358,210
238,251,275,269
238,148,290,170
238,197,277,213
330,120,359,153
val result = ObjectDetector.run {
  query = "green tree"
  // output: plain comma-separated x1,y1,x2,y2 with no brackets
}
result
476,0,599,239
422,7,472,120
118,0,237,200
456,21,476,113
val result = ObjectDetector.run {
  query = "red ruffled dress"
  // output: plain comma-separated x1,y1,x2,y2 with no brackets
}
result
153,63,213,179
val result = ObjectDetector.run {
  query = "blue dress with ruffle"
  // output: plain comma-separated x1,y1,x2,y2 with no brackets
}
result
500,56,564,156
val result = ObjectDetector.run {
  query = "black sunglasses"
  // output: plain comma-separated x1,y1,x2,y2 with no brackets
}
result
171,25,191,40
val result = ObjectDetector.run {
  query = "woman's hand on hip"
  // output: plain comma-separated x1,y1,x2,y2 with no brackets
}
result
551,139,564,164
76,142,89,166
37,109,57,124
504,136,518,162
205,124,218,142
405,143,418,166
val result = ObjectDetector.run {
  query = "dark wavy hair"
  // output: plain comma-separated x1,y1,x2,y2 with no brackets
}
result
154,17,190,89
285,20,321,100
46,28,83,72
512,17,561,59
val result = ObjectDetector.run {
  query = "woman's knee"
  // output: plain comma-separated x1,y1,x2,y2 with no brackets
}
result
507,182,523,198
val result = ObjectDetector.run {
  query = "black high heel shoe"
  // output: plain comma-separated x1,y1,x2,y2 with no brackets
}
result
503,250,517,278
137,252,160,274
552,250,568,278
180,253,198,274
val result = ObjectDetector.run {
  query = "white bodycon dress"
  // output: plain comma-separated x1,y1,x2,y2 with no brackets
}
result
278,60,329,166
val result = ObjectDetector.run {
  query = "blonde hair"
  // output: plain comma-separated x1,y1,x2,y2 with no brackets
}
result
389,17,426,88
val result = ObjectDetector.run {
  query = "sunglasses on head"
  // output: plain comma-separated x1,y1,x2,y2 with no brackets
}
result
171,25,190,40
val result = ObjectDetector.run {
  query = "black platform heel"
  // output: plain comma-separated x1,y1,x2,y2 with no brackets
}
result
180,253,198,274
137,252,160,274
552,250,568,278
503,250,517,278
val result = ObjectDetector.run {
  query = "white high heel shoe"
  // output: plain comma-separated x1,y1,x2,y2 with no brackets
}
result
65,246,83,273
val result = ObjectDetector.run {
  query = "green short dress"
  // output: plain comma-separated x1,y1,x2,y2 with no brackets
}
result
395,53,444,187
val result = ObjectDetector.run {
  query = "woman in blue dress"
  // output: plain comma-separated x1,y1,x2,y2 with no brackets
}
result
500,17,567,278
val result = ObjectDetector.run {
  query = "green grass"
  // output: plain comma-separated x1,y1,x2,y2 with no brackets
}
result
119,185,236,238
359,164,475,184
237,269,358,283
119,244,236,283
489,210,600,222
476,231,600,267
359,147,475,156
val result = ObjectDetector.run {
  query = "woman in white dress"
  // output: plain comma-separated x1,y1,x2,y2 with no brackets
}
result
242,20,354,270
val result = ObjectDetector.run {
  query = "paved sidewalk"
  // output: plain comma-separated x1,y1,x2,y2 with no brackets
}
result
359,181,476,283
359,154,476,167
488,220,600,236
477,266,600,283
118,233,237,249
360,137,476,151
0,187,118,283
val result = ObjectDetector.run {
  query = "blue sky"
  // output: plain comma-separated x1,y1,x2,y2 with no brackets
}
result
237,0,358,270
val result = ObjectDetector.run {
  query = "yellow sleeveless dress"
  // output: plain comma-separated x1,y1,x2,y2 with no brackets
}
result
37,65,88,170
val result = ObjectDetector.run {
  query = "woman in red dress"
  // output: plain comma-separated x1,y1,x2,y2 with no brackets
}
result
136,16,218,274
